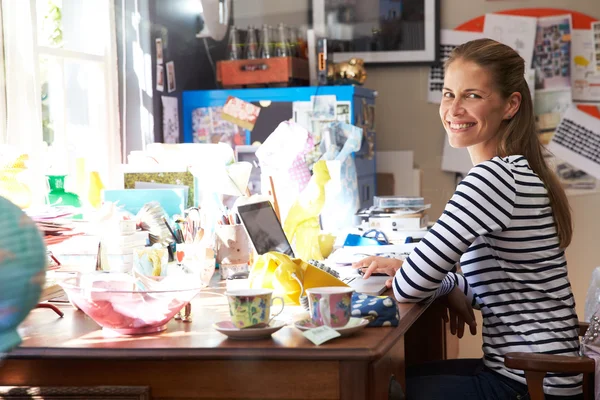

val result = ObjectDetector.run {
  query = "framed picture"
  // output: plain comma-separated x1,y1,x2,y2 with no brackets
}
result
313,0,440,64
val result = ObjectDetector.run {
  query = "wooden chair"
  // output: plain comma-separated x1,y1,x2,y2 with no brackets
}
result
504,322,594,400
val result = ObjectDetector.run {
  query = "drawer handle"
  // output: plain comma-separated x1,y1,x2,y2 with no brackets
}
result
240,63,269,72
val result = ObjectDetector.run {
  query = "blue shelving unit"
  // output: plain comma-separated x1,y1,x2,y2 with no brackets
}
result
182,86,377,208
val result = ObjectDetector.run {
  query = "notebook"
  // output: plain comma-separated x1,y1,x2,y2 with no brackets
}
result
237,201,388,295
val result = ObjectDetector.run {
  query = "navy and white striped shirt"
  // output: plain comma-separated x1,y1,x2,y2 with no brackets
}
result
393,155,581,397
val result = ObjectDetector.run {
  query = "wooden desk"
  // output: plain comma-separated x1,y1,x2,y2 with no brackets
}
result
0,288,446,400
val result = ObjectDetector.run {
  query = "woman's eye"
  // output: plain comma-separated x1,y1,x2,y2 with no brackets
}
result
442,92,453,98
466,93,481,99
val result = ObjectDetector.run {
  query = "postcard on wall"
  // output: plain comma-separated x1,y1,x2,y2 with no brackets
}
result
571,29,600,104
483,13,537,69
156,64,164,92
336,101,351,124
156,38,163,65
166,61,176,93
534,88,572,145
311,95,336,120
547,105,600,179
593,22,600,75
427,29,484,104
221,96,261,131
532,14,573,90
161,96,180,143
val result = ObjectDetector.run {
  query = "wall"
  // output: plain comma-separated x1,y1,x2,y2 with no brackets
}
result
364,0,600,359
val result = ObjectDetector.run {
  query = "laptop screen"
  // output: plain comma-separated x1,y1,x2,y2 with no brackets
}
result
236,201,295,257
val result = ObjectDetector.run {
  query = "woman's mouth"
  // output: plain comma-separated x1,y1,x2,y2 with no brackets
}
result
447,121,477,132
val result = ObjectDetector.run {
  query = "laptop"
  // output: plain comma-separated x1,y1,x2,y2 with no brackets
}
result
237,201,389,295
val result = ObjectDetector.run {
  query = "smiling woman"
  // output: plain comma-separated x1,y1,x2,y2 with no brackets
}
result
355,38,581,400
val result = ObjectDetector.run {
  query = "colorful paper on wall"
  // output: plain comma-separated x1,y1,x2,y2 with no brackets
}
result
427,29,484,104
191,107,247,148
221,96,261,131
532,14,573,90
571,29,600,103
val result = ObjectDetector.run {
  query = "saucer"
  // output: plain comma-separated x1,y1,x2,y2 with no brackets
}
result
213,320,286,340
294,317,369,337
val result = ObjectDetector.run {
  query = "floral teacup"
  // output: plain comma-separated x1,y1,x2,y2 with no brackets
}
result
225,289,284,329
306,287,354,328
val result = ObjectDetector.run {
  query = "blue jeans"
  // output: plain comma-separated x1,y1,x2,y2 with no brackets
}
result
405,358,583,400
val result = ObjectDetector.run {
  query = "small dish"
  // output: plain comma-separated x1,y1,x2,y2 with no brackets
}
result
294,317,369,337
213,320,286,340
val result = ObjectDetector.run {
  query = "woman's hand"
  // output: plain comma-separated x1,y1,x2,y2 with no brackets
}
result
441,286,477,338
352,256,402,279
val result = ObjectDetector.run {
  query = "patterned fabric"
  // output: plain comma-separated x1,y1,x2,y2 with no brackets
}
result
0,196,46,354
288,134,314,193
351,293,399,327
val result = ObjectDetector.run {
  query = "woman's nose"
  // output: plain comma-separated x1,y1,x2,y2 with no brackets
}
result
449,98,465,116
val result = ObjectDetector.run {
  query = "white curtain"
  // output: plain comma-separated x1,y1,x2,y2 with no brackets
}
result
1,0,43,153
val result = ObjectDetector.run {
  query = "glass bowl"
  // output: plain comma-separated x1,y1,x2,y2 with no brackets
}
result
59,272,202,335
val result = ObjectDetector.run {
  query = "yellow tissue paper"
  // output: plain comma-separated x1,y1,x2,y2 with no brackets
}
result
249,251,348,305
283,160,331,260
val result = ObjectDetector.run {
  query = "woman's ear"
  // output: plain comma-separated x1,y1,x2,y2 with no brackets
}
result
504,92,522,120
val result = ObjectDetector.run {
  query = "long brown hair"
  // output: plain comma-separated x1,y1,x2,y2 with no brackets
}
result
446,38,572,248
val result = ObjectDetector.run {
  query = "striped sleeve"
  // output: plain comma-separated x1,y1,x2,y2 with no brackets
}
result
433,272,479,309
392,160,516,302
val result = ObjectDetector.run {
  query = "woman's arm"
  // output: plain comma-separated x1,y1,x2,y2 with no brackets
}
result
393,159,516,302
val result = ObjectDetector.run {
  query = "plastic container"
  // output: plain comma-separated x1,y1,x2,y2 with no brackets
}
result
373,196,424,209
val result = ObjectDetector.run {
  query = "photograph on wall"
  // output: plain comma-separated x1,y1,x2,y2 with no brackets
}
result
534,88,572,144
483,13,537,69
191,107,247,148
532,14,572,90
317,0,440,64
156,64,164,92
571,29,600,103
166,61,176,93
156,38,163,64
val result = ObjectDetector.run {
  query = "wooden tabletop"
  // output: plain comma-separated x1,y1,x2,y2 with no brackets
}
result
12,285,430,362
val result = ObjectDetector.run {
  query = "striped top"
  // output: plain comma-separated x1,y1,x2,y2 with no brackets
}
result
392,155,581,397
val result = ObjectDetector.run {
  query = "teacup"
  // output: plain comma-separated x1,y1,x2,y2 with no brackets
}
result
306,287,354,328
225,289,284,329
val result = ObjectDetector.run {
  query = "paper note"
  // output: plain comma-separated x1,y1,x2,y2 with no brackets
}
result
427,30,484,104
571,29,600,103
532,14,573,90
161,96,180,143
311,95,337,120
483,13,537,69
221,96,261,131
547,106,600,179
302,325,341,345
534,88,572,145
593,23,600,75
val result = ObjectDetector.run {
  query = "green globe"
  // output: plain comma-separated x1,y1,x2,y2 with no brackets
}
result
0,196,46,353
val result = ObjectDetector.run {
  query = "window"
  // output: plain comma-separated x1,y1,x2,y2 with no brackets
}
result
1,0,121,194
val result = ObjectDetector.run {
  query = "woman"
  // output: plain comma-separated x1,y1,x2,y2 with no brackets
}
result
355,39,581,399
